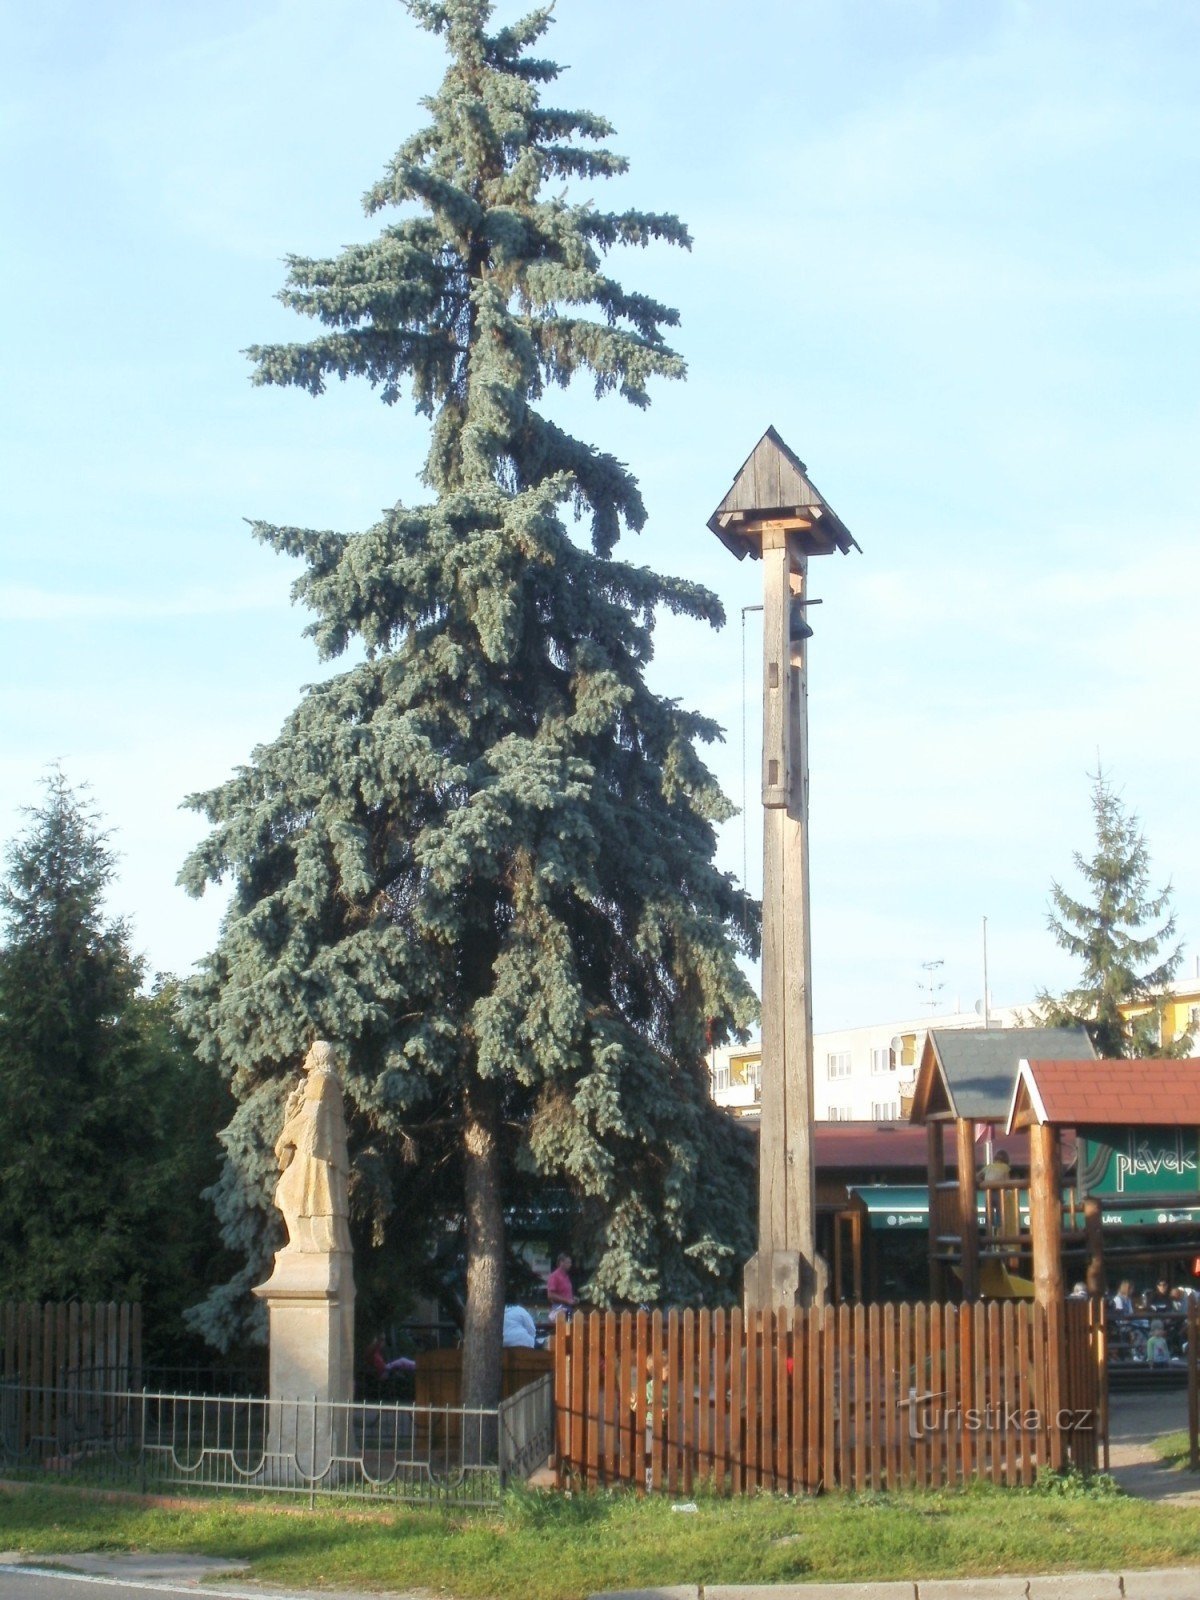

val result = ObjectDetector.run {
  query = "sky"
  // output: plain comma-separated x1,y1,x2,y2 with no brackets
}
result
3,0,1198,1032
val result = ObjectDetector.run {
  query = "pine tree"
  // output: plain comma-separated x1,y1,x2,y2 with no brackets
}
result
0,774,231,1339
1036,768,1182,1057
180,0,758,1402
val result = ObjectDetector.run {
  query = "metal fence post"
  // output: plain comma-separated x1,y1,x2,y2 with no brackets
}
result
1189,1298,1198,1473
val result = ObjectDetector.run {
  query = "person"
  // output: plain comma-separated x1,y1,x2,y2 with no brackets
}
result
1145,1320,1171,1366
1110,1280,1134,1316
1069,1281,1089,1299
366,1334,415,1380
502,1305,538,1349
979,1149,1016,1241
979,1148,1011,1185
546,1253,574,1318
274,1040,352,1255
1148,1277,1173,1313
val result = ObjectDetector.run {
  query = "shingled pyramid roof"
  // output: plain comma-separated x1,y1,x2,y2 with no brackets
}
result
707,426,860,560
910,1026,1097,1124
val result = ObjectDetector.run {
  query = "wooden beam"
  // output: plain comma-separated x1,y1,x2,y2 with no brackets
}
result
1028,1124,1067,1472
761,542,790,810
782,558,819,1300
956,1118,979,1302
1029,1123,1064,1310
1083,1195,1105,1296
927,1119,946,1302
747,548,819,1309
733,516,817,539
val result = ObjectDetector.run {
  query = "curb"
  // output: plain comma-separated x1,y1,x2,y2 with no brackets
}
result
592,1572,1200,1600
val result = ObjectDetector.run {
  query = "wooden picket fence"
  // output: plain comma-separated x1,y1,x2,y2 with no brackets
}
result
555,1300,1105,1494
1,1302,142,1455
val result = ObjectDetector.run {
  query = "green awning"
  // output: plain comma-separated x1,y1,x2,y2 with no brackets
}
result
1095,1204,1200,1228
851,1186,997,1231
853,1187,930,1231
852,1187,1200,1234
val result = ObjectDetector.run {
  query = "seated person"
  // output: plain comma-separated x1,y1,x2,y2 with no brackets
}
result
502,1304,538,1349
366,1333,416,1381
979,1149,1011,1185
1147,1277,1173,1312
1145,1320,1171,1366
1110,1279,1134,1316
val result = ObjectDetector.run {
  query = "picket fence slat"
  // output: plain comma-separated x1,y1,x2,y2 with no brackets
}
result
0,1299,142,1456
553,1299,1105,1495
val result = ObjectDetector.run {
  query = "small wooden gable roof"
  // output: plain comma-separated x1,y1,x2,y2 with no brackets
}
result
1007,1056,1200,1134
909,1026,1096,1125
707,426,860,560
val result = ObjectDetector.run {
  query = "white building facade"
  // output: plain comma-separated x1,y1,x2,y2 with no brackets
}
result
710,1003,1025,1122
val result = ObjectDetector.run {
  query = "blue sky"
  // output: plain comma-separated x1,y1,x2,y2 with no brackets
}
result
3,0,1198,1030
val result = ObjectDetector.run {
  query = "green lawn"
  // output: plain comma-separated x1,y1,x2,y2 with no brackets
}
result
3,1477,1200,1598
1151,1429,1194,1469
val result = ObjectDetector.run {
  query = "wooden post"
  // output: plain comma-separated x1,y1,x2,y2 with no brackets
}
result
1029,1121,1065,1466
956,1117,979,1302
927,1119,946,1301
744,535,821,1310
1188,1297,1198,1473
1029,1123,1064,1309
1083,1195,1105,1297
707,431,857,1313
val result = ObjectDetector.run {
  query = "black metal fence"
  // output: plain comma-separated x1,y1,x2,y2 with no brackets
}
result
0,1373,552,1507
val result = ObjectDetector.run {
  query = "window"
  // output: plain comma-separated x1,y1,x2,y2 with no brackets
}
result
871,1046,896,1075
711,1056,731,1095
826,1051,851,1080
826,1106,850,1122
1188,1005,1200,1032
1137,1009,1162,1047
872,1100,898,1121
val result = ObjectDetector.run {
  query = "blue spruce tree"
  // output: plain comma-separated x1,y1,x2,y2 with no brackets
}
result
182,0,758,1405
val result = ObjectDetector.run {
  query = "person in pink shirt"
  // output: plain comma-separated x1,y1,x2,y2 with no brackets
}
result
546,1252,574,1318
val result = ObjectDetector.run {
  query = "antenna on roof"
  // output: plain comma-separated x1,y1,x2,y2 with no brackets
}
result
920,959,945,1012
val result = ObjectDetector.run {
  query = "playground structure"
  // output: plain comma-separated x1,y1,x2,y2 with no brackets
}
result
1007,1056,1200,1305
910,1026,1098,1302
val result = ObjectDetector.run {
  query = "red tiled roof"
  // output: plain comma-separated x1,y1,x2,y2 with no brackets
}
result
812,1123,938,1169
807,1122,1033,1171
1021,1058,1200,1127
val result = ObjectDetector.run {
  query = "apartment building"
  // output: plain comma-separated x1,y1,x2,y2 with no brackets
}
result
710,965,1200,1123
710,1003,1023,1122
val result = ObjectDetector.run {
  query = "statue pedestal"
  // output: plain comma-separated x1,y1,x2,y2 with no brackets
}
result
252,1249,354,1484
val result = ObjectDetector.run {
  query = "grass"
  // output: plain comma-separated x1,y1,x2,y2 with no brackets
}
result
1151,1430,1196,1470
3,1477,1200,1597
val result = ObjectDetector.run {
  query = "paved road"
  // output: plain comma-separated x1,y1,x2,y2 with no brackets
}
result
0,1571,239,1599
0,1558,370,1600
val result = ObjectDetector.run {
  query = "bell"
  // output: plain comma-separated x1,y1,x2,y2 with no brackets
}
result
789,598,813,642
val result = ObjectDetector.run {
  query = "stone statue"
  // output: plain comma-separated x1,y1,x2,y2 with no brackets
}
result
273,1039,352,1256
254,1038,356,1481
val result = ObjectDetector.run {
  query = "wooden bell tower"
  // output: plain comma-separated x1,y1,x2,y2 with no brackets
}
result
708,428,859,1311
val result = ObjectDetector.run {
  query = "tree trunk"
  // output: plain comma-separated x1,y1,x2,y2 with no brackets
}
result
461,1078,505,1414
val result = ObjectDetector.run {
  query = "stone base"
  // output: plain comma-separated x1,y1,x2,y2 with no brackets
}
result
743,1249,829,1311
252,1249,354,1482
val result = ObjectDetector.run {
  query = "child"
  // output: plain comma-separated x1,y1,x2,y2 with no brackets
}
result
1145,1320,1170,1366
366,1334,416,1380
